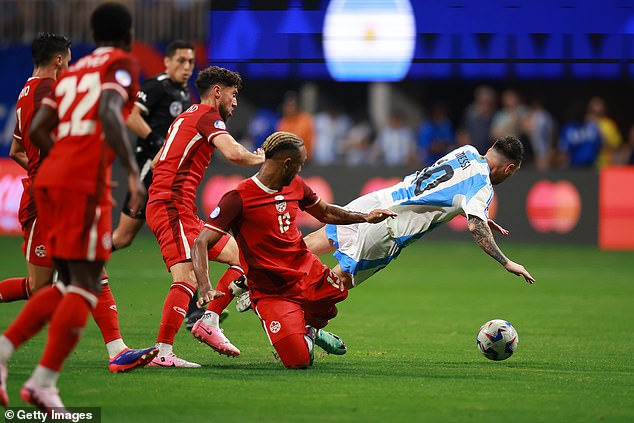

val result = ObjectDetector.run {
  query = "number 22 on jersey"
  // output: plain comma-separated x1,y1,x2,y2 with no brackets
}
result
55,72,100,138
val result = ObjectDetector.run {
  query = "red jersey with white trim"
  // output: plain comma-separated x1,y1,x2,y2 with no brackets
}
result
204,175,321,295
13,77,55,181
34,47,139,196
148,103,228,211
13,77,55,224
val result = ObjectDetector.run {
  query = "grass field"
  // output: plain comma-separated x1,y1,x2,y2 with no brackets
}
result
1,235,633,422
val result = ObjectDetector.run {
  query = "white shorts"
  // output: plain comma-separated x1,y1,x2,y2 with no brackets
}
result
325,193,402,286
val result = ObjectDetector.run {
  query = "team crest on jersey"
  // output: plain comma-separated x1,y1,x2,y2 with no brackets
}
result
102,233,112,250
210,206,221,219
275,201,287,213
34,244,47,258
169,101,183,117
269,321,281,334
214,120,226,130
115,69,132,87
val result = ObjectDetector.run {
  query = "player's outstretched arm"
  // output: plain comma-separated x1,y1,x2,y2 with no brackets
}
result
99,90,146,213
192,227,226,306
307,201,396,225
29,105,58,156
468,215,535,284
213,133,265,166
487,218,509,236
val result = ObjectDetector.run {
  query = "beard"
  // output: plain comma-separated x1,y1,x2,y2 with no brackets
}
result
218,104,231,122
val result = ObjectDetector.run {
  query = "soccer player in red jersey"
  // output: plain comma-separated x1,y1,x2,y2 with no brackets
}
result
146,66,264,367
0,33,71,302
191,132,395,369
0,30,157,395
0,3,153,412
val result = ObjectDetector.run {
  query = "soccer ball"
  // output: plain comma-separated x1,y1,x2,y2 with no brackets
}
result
476,319,519,361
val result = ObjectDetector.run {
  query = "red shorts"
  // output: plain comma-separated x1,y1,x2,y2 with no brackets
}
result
252,264,348,346
146,199,230,270
33,188,112,262
20,217,53,267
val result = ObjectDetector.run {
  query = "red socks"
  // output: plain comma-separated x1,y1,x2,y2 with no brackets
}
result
205,266,244,314
91,281,122,344
156,282,195,344
3,285,63,348
39,287,97,372
0,277,30,302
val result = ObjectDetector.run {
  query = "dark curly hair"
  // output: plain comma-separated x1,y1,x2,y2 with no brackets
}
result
195,66,242,98
31,32,71,67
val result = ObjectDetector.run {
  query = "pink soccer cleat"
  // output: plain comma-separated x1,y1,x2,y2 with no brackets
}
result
147,352,201,368
191,319,240,357
20,378,67,414
0,362,8,407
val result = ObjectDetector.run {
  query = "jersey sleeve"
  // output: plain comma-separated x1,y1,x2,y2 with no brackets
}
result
196,109,229,144
135,78,162,116
298,177,321,210
462,177,493,223
203,190,243,234
102,56,139,104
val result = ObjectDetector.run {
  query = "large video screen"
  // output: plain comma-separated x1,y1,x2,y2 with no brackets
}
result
208,0,634,81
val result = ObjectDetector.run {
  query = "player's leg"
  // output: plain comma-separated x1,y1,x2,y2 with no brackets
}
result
253,297,314,369
91,268,158,373
149,261,201,368
302,265,349,356
304,225,337,256
0,218,54,302
191,235,242,356
21,259,103,413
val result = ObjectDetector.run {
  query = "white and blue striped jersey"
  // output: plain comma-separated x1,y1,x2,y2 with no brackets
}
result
368,145,492,247
326,145,493,285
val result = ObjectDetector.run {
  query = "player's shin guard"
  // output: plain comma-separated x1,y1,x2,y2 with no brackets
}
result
156,282,195,344
0,277,30,302
274,333,313,369
205,266,244,314
3,284,64,349
39,287,97,371
91,278,122,344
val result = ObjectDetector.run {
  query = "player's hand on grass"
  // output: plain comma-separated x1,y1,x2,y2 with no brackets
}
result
504,260,535,284
366,209,397,223
488,219,509,236
127,173,146,216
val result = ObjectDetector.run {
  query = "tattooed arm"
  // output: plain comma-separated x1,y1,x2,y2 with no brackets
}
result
468,215,535,284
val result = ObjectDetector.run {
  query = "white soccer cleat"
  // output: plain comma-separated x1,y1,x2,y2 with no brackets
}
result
235,291,252,313
20,378,67,414
147,352,201,368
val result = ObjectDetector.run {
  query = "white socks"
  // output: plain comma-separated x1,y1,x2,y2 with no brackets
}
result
0,336,15,363
156,342,173,357
106,338,128,359
31,365,59,388
202,311,219,328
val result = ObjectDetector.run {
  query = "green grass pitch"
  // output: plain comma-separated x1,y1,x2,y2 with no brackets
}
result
1,235,633,422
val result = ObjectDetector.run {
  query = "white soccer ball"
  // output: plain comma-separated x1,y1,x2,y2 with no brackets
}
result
476,319,519,361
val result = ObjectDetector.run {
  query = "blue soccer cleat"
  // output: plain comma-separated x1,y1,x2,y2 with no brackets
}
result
108,346,159,373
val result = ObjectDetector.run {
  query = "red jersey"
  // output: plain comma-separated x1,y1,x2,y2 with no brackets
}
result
204,175,321,295
148,103,228,211
34,47,139,197
13,77,55,180
13,77,55,224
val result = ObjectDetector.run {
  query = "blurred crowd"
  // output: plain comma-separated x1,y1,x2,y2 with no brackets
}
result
241,86,634,170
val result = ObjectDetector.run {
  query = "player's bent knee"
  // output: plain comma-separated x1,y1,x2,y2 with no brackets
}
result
274,334,312,369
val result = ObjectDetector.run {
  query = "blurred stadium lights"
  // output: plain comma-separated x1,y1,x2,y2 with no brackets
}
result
0,0,209,44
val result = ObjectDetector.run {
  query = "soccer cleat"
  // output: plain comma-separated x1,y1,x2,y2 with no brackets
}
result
314,328,347,355
304,327,315,366
185,308,230,331
235,291,252,313
147,352,201,368
228,275,248,296
20,378,67,414
191,318,240,357
0,362,8,407
108,346,159,373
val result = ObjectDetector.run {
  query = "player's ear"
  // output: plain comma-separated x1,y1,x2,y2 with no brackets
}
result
504,162,517,175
